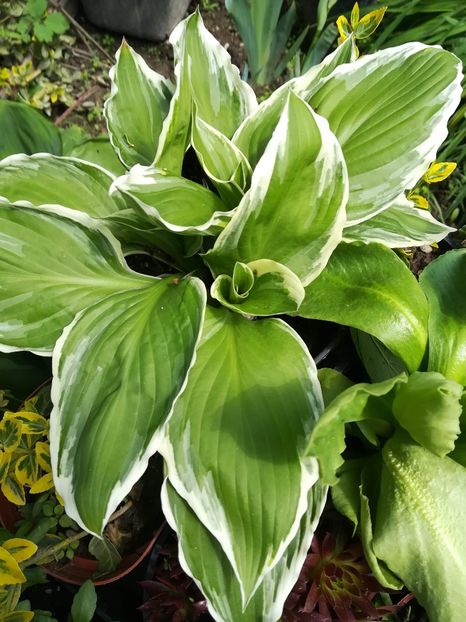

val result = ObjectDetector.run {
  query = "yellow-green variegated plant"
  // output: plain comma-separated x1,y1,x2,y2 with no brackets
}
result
0,9,463,621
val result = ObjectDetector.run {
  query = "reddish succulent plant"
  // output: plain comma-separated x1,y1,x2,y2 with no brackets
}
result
281,532,411,622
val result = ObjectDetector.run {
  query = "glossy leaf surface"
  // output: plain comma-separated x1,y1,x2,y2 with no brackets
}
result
420,249,466,384
300,243,428,372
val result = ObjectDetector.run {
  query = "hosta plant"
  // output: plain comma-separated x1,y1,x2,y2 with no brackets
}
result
0,9,463,621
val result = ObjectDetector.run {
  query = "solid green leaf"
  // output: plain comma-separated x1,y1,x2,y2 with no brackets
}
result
0,154,124,218
160,306,323,604
0,203,149,354
0,101,61,160
343,195,455,247
206,92,348,285
419,249,466,385
310,43,462,224
317,368,353,407
42,12,69,36
352,331,408,382
51,276,206,534
162,478,327,622
306,375,405,485
299,243,429,372
111,165,231,235
374,431,466,622
211,259,305,316
65,137,126,176
104,41,173,168
392,371,462,457
70,580,97,622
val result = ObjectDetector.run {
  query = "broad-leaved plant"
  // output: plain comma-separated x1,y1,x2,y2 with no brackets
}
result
0,10,462,621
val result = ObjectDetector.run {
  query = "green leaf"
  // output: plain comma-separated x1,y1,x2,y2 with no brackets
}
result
64,137,126,177
233,36,356,169
374,432,466,622
211,259,305,316
111,165,231,235
306,375,405,485
206,92,348,285
191,114,251,208
25,0,46,19
155,11,256,174
0,203,150,354
51,276,206,534
70,580,97,622
392,371,463,457
343,195,455,247
161,306,323,604
310,43,462,224
88,536,122,576
0,101,62,160
352,331,407,383
0,154,124,218
420,249,466,384
317,368,353,407
41,12,69,35
299,243,429,372
162,478,327,622
182,11,256,138
104,41,173,168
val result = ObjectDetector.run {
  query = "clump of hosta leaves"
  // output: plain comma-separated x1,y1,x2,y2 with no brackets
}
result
0,402,53,506
0,6,464,622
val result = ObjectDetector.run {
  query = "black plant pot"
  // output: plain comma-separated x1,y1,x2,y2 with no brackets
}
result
80,0,191,41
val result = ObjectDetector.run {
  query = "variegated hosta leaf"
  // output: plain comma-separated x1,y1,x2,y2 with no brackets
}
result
309,43,463,224
191,114,251,208
343,194,455,247
182,11,256,138
64,137,126,176
0,154,125,218
104,41,173,168
111,165,231,235
419,249,466,385
0,203,151,354
162,479,327,622
233,36,356,169
153,20,191,174
51,276,206,535
211,259,305,316
155,11,257,174
0,546,25,585
2,539,37,563
374,432,466,622
206,92,348,286
160,306,323,604
299,243,429,372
